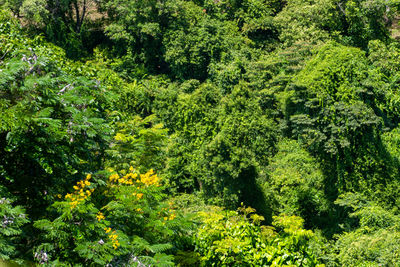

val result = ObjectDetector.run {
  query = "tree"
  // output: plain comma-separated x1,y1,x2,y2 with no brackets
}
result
287,42,400,205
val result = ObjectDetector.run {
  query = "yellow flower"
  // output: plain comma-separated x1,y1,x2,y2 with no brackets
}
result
129,166,134,172
109,173,119,182
96,212,105,221
136,193,143,199
139,170,160,186
86,174,92,180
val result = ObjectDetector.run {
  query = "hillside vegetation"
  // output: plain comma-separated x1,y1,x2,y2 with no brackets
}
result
2,0,400,265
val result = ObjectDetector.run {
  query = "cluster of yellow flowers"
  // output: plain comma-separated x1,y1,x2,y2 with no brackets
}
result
96,211,105,221
108,167,160,188
132,192,143,199
109,172,138,185
139,169,160,186
65,174,94,209
104,227,120,249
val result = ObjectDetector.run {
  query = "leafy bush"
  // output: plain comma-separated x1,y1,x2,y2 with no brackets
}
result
34,168,190,265
334,193,400,266
195,205,325,266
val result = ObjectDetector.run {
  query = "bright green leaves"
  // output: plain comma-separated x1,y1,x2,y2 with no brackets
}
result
295,42,368,103
163,0,248,80
107,114,167,174
33,199,120,265
99,0,279,79
195,206,323,266
3,0,400,264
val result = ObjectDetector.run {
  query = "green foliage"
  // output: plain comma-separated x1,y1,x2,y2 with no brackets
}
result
19,0,48,27
367,40,400,127
0,49,112,219
195,205,324,266
287,42,400,204
33,198,121,265
162,81,277,214
274,0,340,46
164,82,222,193
336,228,400,266
275,0,394,48
294,42,368,102
107,114,167,173
0,191,29,260
3,0,400,263
0,15,123,261
334,193,400,266
340,0,394,48
99,0,170,70
196,82,277,210
164,1,246,80
34,168,190,265
262,139,330,229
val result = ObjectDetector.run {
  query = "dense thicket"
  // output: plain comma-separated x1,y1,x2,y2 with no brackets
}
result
2,0,400,265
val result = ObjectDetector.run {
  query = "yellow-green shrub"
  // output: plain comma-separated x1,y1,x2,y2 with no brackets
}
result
195,205,324,266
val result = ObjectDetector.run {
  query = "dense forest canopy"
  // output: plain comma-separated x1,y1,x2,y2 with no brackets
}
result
2,0,400,265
